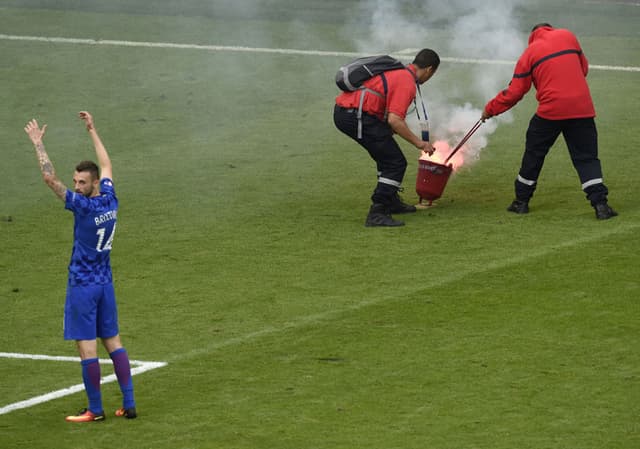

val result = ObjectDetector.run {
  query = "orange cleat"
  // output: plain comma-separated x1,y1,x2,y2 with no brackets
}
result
115,407,137,419
65,408,105,423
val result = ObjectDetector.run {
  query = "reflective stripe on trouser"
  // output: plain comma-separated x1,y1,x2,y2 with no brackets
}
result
517,174,536,186
378,176,402,188
582,178,603,190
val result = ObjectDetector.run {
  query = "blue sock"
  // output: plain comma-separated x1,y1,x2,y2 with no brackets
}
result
110,348,136,409
80,358,103,414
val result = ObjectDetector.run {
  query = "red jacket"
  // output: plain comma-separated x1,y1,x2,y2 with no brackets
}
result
485,26,595,120
335,65,417,121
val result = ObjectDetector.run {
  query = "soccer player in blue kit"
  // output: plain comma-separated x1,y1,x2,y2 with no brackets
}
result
25,111,137,422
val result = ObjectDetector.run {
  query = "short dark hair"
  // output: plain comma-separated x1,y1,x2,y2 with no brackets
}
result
531,23,552,32
75,160,99,180
413,48,440,70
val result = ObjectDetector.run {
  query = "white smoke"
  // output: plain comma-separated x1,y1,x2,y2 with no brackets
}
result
349,0,530,166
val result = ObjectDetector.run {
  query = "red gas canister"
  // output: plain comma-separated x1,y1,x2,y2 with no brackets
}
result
415,159,453,206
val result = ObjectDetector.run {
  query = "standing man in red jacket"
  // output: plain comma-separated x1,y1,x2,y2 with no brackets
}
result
482,23,617,219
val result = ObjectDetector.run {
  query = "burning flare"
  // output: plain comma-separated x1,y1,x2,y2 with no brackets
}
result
419,140,466,171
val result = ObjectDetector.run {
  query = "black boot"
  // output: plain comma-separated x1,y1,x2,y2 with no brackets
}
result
365,204,404,227
594,202,618,220
389,192,417,214
507,199,529,214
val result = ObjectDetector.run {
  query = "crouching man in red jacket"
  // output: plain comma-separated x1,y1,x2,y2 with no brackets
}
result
482,23,617,220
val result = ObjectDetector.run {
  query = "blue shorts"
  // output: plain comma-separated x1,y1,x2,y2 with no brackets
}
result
64,283,119,340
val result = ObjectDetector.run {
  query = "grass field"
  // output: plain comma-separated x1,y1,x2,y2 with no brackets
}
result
1,1,639,448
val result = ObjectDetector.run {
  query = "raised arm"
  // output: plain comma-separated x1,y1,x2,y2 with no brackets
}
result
79,111,113,181
24,119,68,201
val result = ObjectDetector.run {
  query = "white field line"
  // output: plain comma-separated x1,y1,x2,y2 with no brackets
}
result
1,33,639,72
585,1,640,5
0,352,167,415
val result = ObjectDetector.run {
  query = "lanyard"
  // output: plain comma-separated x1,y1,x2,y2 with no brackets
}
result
414,83,428,121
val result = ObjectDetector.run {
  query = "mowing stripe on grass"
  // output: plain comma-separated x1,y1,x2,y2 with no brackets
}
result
174,220,640,363
1,33,639,72
0,352,167,415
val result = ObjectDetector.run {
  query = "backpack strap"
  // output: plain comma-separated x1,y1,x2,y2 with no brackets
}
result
355,73,389,139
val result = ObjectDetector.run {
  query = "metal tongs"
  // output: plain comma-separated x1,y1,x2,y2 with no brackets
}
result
444,119,484,164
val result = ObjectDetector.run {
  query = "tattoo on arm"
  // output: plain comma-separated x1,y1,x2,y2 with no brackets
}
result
41,161,54,176
34,142,67,201
35,143,54,175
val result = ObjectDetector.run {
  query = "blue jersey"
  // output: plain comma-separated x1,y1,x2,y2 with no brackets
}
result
65,178,118,286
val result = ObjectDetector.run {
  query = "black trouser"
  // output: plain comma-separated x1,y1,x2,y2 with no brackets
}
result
333,105,407,206
515,114,608,206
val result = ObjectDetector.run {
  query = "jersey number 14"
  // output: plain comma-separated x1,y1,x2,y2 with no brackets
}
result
96,224,116,252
